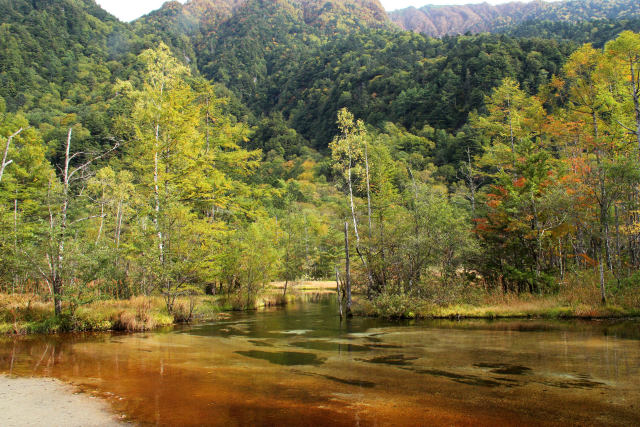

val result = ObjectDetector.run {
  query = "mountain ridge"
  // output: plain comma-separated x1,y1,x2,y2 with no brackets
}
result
389,0,640,37
137,0,390,32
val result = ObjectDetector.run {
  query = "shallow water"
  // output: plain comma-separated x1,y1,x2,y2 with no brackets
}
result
1,294,639,426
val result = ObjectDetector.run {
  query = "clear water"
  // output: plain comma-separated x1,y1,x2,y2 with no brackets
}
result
1,294,639,426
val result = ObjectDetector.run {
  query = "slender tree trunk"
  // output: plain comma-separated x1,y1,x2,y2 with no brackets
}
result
96,194,104,245
364,141,372,237
599,252,607,305
154,124,164,265
558,238,564,281
347,150,359,242
13,198,17,294
346,142,375,295
592,111,608,305
54,128,75,315
115,200,123,260
532,193,542,280
0,128,22,184
335,266,343,320
629,61,640,160
615,204,622,282
344,222,352,317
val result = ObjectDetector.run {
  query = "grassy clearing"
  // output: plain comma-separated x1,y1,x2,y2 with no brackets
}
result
353,272,640,320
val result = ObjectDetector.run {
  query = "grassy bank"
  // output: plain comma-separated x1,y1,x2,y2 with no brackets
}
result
353,273,640,320
353,296,640,320
0,290,298,335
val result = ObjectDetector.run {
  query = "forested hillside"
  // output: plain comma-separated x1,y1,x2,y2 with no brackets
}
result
390,0,640,37
0,0,639,330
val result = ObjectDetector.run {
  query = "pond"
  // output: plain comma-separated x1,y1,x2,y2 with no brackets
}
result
1,294,639,426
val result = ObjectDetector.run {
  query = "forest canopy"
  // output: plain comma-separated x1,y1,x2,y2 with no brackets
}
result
1,0,639,324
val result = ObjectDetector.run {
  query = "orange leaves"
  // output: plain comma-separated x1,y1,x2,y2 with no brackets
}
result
577,253,598,268
550,75,564,90
487,199,502,209
513,177,526,188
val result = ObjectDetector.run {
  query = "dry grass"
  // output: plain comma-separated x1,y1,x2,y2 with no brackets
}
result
109,296,172,331
0,294,215,334
355,271,640,320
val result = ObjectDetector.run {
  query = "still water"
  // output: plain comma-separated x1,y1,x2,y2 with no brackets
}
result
1,294,639,426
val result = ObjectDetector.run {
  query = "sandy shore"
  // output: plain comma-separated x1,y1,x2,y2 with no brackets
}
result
0,375,124,426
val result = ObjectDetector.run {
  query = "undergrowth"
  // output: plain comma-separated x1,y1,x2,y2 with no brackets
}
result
354,271,640,319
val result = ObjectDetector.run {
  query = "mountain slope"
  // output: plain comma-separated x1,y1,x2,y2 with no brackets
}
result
136,0,390,36
390,0,640,37
135,0,391,110
0,0,135,111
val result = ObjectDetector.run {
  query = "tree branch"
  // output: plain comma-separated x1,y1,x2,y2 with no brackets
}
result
0,128,24,183
70,214,106,226
68,141,120,181
617,120,638,135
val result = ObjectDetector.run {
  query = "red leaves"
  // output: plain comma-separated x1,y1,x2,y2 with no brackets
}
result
513,176,526,188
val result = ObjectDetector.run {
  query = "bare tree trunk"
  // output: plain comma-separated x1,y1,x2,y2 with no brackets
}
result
558,238,564,281
52,128,74,316
347,150,359,242
532,193,541,280
13,198,17,295
629,60,640,160
0,128,23,184
49,127,118,315
592,111,607,305
615,204,622,280
364,141,372,237
344,222,352,317
115,200,123,253
96,192,104,245
599,253,607,305
346,142,375,295
605,222,613,271
154,124,164,265
335,266,343,320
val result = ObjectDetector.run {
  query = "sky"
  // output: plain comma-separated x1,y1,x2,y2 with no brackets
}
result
95,0,536,22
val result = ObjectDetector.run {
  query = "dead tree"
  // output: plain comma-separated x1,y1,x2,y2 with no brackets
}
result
344,221,352,317
0,128,23,183
35,128,119,315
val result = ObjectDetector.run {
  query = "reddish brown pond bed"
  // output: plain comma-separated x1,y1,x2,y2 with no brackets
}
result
1,295,639,426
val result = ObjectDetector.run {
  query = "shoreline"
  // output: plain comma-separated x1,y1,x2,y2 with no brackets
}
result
355,312,640,321
0,375,124,426
1,288,639,336
351,295,640,320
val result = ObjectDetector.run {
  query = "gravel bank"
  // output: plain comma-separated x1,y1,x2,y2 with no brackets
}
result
0,375,123,426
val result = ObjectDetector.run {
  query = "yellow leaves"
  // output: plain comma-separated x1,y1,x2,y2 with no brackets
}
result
622,210,640,235
297,171,315,182
563,43,601,79
605,31,640,64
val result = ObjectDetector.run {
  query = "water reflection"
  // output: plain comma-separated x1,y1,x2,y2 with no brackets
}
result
0,293,639,426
